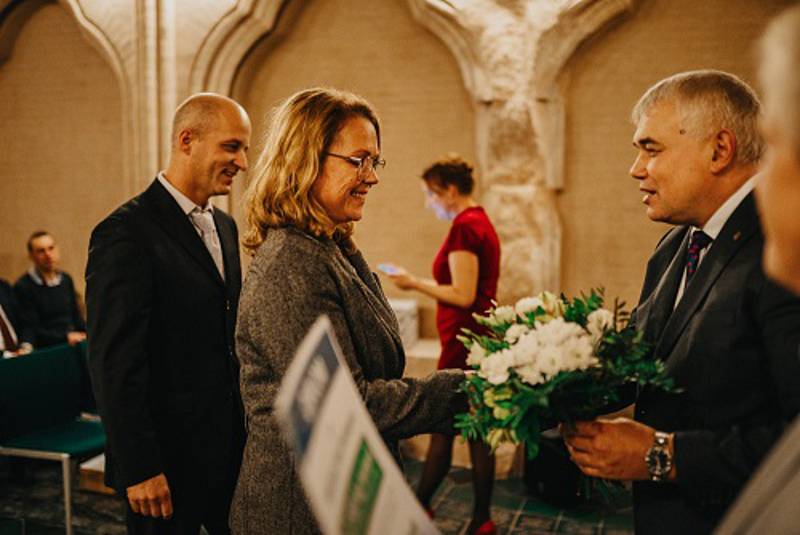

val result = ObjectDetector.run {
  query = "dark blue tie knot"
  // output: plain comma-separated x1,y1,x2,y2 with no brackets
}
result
686,230,713,282
690,230,713,250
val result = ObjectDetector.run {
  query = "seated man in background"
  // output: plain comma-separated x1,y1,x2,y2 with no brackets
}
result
14,230,86,348
0,277,32,357
564,70,800,534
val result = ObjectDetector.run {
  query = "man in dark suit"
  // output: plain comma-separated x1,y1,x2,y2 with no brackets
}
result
0,278,32,357
86,93,250,534
564,70,800,533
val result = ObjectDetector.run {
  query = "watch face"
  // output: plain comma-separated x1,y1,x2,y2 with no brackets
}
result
647,448,670,475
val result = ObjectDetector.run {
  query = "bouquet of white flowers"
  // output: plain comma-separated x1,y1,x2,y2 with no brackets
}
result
457,289,674,459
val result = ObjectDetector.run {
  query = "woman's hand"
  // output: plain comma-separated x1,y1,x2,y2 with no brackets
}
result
387,266,418,290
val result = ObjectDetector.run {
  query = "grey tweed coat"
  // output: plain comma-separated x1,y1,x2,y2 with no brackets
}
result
229,226,465,535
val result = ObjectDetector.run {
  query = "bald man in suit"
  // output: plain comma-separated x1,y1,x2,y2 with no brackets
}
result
87,93,251,534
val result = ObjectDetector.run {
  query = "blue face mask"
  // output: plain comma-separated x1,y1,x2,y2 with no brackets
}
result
429,200,456,221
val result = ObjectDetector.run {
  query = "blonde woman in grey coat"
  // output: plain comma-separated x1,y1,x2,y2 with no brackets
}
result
230,88,467,534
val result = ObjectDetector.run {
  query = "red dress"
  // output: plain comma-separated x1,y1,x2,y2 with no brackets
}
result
433,206,500,370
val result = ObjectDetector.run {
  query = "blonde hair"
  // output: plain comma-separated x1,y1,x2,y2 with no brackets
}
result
631,70,764,165
760,4,800,158
242,88,381,253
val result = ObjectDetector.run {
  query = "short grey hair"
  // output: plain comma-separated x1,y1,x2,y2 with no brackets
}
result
760,4,800,158
631,70,764,165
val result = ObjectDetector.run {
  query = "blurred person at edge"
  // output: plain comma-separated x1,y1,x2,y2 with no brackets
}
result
712,13,800,533
386,155,501,535
757,3,800,295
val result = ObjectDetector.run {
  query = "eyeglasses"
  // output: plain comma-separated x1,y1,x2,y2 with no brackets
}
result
325,152,386,177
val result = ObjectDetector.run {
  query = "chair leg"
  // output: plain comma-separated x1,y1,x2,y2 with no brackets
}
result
62,456,73,535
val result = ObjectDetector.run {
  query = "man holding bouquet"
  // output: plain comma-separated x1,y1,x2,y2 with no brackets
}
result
564,70,800,533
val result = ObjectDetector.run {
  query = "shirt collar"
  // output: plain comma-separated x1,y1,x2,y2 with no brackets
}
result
28,267,62,287
696,173,759,240
157,172,213,216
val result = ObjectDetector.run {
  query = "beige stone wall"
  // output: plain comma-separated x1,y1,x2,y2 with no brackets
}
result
559,0,794,308
0,3,124,296
1,0,792,334
232,0,475,337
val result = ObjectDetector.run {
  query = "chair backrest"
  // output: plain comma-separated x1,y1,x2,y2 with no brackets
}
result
0,344,83,442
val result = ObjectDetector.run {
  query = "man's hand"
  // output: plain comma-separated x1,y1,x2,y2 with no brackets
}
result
126,473,173,519
66,331,87,346
563,417,673,481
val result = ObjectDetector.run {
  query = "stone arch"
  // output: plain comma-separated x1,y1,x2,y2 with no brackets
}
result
530,0,636,190
1,0,134,196
188,0,286,94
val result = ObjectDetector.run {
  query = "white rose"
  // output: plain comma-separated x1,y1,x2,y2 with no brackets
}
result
515,296,544,318
538,291,566,318
504,323,530,344
587,308,615,344
466,343,487,367
479,350,514,385
514,318,598,383
516,362,545,385
509,330,538,366
493,305,516,325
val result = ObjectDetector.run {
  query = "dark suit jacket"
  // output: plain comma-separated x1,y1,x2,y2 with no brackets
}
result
632,193,800,534
0,278,27,346
86,179,245,497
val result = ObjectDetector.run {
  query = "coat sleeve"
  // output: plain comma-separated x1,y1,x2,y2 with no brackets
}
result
86,215,163,489
673,276,800,502
238,253,465,444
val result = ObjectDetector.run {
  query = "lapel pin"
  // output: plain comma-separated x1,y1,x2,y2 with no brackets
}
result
733,231,741,241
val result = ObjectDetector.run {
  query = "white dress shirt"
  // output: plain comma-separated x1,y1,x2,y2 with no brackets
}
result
157,172,214,232
674,174,759,307
157,173,225,280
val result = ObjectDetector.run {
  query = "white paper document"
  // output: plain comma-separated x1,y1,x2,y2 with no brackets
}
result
274,315,440,535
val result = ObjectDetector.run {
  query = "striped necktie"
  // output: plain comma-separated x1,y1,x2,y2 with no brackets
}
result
685,229,713,285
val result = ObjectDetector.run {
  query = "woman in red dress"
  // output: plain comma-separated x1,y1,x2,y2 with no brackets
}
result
388,155,501,535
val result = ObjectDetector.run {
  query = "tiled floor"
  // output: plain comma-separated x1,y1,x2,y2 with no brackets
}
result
0,458,633,534
403,461,633,535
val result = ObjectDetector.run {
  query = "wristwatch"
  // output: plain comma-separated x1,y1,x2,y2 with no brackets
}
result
645,431,673,481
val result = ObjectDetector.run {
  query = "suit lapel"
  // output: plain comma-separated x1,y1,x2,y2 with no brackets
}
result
638,228,690,349
334,248,404,353
143,179,225,287
655,194,759,359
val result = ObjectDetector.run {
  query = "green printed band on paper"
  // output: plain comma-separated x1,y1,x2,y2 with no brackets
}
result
340,439,383,535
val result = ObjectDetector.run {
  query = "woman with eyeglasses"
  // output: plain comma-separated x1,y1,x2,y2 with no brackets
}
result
230,88,467,534
386,155,500,535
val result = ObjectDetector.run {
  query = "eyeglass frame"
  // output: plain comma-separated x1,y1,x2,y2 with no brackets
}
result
324,152,386,177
